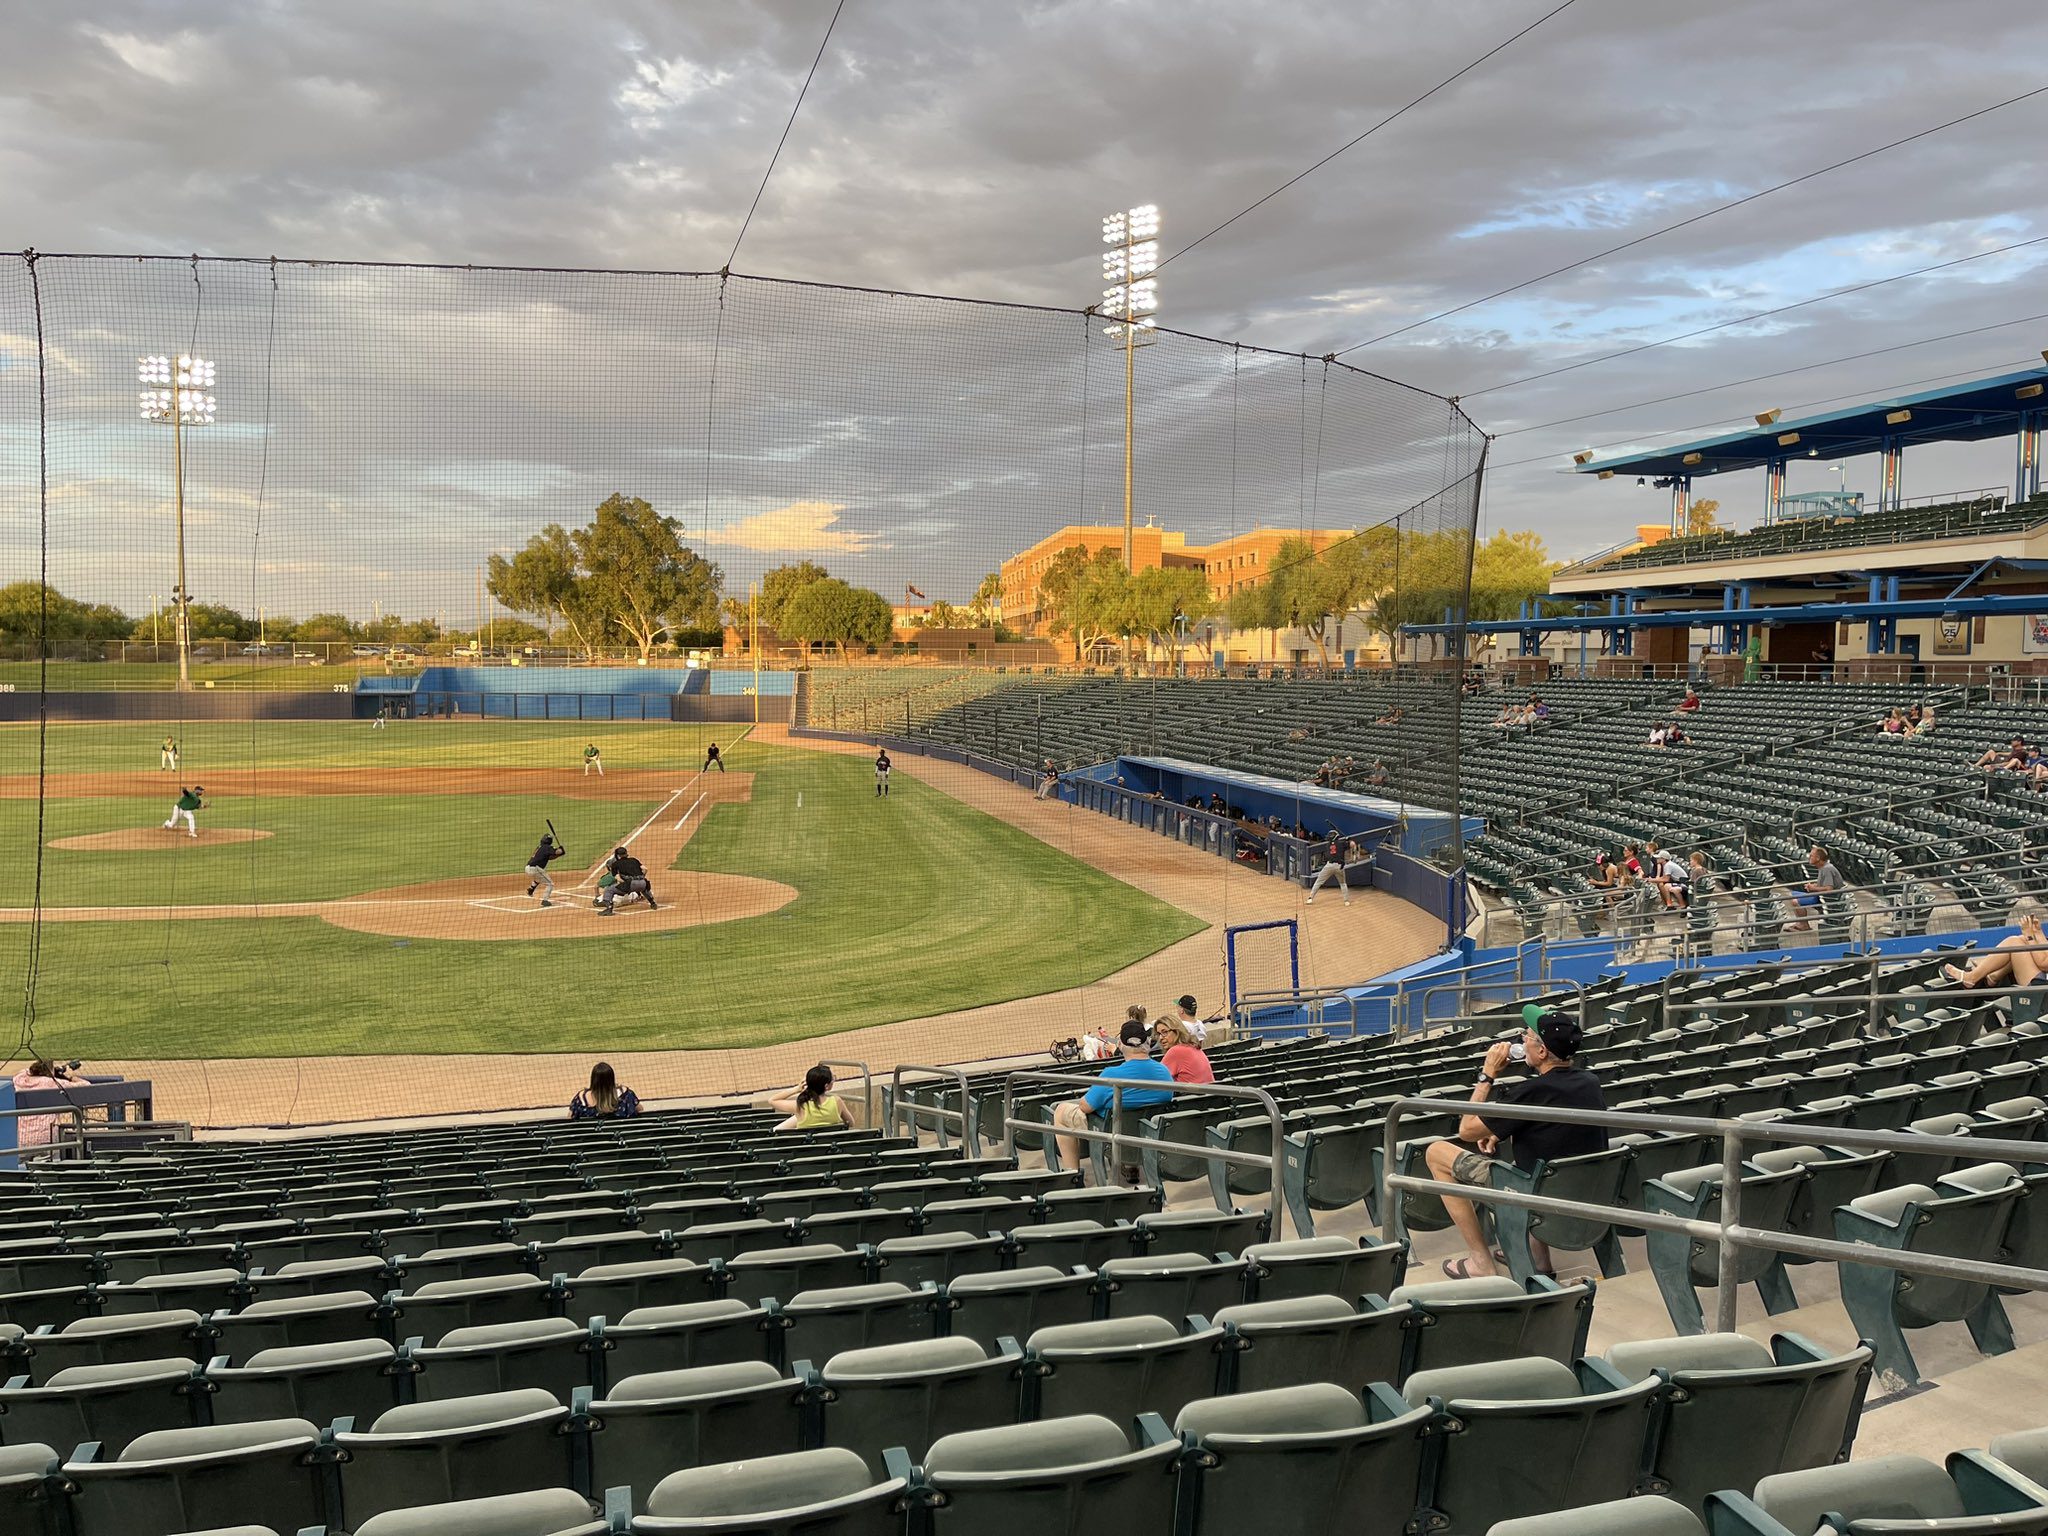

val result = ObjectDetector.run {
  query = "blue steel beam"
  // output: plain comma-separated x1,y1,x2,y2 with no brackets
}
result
1406,590,2048,638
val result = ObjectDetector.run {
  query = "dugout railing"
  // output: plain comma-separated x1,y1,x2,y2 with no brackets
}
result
996,1069,1293,1237
1380,1095,2048,1335
0,1103,87,1165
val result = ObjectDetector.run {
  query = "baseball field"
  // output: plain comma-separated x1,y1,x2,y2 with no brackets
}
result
0,717,1204,1060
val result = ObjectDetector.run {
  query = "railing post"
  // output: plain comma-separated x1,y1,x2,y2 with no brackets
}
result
1714,1123,1744,1333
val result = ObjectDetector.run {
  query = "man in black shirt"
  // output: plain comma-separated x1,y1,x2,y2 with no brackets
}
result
1425,1005,1607,1279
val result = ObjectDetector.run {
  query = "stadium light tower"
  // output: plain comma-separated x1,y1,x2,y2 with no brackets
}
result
1102,204,1161,577
138,353,218,690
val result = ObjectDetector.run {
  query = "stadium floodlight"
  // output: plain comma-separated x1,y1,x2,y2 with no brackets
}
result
1755,408,1782,426
1571,450,1594,465
1777,431,1801,447
138,353,219,690
1682,452,1703,466
1100,203,1162,608
2019,383,2045,401
1886,409,1912,425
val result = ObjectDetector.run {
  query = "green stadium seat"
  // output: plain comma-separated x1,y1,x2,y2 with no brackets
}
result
1487,1147,1633,1286
0,1357,202,1456
353,1486,606,1535
630,1445,907,1535
561,1259,715,1318
1398,1355,1660,1533
61,1417,326,1536
869,1233,1006,1288
1022,1315,1225,1429
22,1309,210,1384
334,1388,574,1530
1837,1164,2024,1391
1240,1235,1407,1303
393,1277,554,1345
1212,1295,1413,1393
938,1267,1097,1349
913,1413,1179,1536
1486,1495,1705,1535
1093,1253,1244,1321
409,1318,594,1402
603,1301,774,1380
0,1442,62,1536
1170,1381,1432,1536
772,1282,936,1359
587,1364,807,1513
1602,1332,1872,1513
204,1339,401,1427
1128,1206,1270,1257
1386,1276,1593,1375
815,1336,1023,1470
717,1243,867,1307
999,1220,1131,1272
209,1291,386,1356
1705,1450,2048,1535
1641,1164,1804,1335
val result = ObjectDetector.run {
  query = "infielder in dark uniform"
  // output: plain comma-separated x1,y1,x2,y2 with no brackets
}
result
525,832,565,907
703,741,725,773
875,749,892,798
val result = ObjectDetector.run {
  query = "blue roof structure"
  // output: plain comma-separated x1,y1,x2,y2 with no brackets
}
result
1576,366,2048,480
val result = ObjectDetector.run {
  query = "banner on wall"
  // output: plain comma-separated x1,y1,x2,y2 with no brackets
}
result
1934,617,1972,657
2025,616,2048,655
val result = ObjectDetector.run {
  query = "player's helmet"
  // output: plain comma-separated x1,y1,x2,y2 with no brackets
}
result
614,847,627,858
192,785,204,793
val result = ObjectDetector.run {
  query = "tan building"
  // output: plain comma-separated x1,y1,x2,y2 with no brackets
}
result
999,525,1202,635
999,523,1357,647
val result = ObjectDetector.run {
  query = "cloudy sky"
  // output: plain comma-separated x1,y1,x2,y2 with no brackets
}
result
5,0,2047,619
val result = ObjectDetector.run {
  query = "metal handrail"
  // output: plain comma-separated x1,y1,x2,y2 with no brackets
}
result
998,1069,1292,1236
888,1063,976,1158
1414,975,1587,1026
1382,1095,2048,1333
815,1060,874,1130
1659,935,2048,1034
0,1102,88,1162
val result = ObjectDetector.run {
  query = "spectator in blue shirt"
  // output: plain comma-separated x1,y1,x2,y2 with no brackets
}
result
1052,1017,1176,1183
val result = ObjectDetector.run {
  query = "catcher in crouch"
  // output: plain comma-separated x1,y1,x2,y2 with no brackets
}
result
596,845,658,914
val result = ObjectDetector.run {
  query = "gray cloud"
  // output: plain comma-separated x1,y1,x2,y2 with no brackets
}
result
3,0,2044,622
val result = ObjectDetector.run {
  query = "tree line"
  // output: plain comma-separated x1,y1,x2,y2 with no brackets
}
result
1032,528,1558,665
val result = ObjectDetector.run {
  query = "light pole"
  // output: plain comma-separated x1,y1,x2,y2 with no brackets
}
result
1101,205,1160,578
138,354,217,690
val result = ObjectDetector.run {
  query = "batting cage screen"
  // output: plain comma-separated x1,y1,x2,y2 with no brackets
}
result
2,252,1481,1128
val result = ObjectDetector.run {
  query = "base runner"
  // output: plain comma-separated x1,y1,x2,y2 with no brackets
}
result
162,785,205,838
525,831,565,906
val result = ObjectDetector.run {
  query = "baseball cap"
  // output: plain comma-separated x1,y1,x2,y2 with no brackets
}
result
1119,1019,1151,1047
1177,995,1198,1014
1519,1003,1583,1059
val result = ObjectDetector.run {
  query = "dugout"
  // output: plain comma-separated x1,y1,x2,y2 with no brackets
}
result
1088,756,1480,861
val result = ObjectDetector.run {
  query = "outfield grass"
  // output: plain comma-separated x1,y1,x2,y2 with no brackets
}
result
0,718,729,776
4,730,1201,1057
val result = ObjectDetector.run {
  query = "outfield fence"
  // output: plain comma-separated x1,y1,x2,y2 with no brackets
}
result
2,251,1482,1124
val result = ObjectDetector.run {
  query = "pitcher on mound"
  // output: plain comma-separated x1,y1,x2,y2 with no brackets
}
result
163,785,205,838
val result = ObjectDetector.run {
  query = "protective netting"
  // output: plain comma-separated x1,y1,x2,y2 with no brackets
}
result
2,253,1481,1128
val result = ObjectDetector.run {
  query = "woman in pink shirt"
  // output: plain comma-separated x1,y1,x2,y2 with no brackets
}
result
1154,1012,1214,1084
10,1060,80,1155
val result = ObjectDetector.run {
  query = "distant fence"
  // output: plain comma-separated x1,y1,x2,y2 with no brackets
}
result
0,691,352,722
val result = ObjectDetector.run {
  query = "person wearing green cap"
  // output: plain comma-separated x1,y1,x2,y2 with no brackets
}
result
1424,1002,1607,1279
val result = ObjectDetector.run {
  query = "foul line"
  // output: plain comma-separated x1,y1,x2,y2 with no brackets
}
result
673,791,707,831
572,779,694,890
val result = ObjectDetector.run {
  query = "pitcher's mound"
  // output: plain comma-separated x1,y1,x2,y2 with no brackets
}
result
318,871,796,941
52,828,274,851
